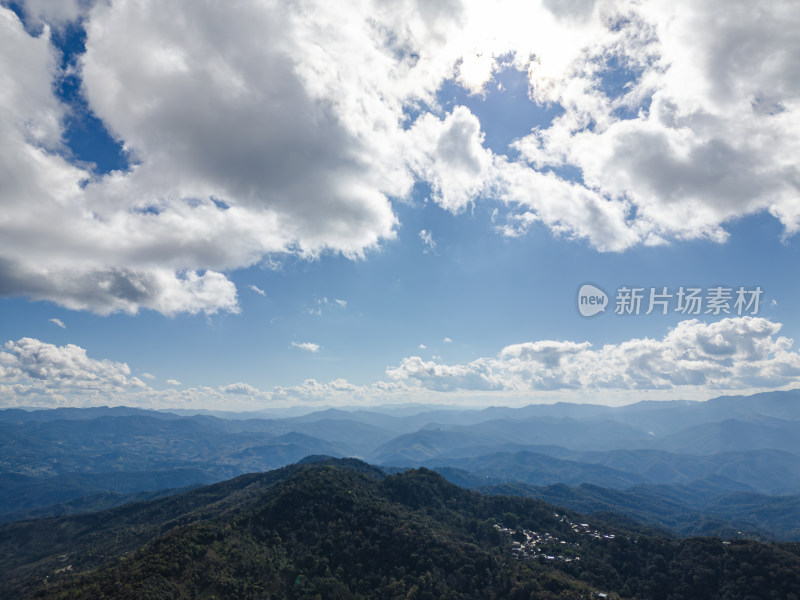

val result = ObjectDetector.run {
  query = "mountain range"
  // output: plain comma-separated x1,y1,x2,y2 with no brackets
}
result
1,390,799,541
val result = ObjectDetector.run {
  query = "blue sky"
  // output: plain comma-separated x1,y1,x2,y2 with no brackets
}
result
1,0,799,409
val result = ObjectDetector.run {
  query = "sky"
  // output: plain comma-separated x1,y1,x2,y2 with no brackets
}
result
1,0,799,410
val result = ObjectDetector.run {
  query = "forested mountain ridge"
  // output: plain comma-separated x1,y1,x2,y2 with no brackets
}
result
2,459,799,600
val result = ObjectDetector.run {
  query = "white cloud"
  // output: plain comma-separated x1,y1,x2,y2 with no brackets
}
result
272,377,354,402
249,284,266,297
418,344,427,349
0,338,270,409
386,355,506,392
418,229,436,252
0,8,64,147
270,377,413,405
505,0,800,248
307,296,346,315
221,382,261,396
22,266,238,316
2,318,799,409
80,0,403,254
491,161,644,251
49,318,66,329
1,0,798,318
14,0,93,29
1,1,408,315
443,337,453,343
0,337,146,401
387,317,800,393
405,106,493,212
291,341,320,353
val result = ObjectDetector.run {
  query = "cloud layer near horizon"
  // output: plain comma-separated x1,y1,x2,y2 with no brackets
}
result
2,317,798,408
1,0,798,315
387,317,800,393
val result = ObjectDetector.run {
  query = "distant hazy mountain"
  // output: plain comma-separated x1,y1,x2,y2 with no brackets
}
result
479,479,800,542
0,485,199,523
279,418,398,449
369,417,654,464
0,470,216,517
577,390,800,435
0,406,182,423
653,416,800,454
369,428,509,465
428,447,800,495
424,450,646,489
2,389,799,534
0,414,355,516
588,447,800,494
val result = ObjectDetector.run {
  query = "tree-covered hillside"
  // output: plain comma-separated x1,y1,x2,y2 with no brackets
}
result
2,459,799,599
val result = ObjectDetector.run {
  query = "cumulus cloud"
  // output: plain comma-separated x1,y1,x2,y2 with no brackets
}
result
0,262,239,316
505,0,800,248
270,377,411,405
272,378,355,402
1,318,799,408
0,338,274,409
48,318,66,329
221,382,261,396
1,0,798,317
0,337,146,403
13,0,93,29
405,106,493,211
386,355,506,392
1,1,408,315
387,318,800,393
291,341,320,353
